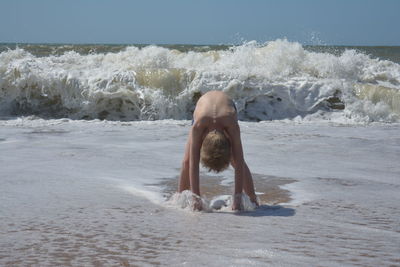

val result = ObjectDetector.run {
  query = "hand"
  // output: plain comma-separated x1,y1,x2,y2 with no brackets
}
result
192,195,203,211
232,194,242,211
249,194,259,207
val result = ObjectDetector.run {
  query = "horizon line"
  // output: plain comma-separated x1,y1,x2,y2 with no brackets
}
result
1,41,399,48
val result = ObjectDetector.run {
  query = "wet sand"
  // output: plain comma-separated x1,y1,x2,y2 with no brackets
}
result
158,172,296,205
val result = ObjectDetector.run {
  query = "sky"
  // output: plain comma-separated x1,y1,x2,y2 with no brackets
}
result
1,0,399,46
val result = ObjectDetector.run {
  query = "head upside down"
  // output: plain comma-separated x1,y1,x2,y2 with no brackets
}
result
200,130,231,173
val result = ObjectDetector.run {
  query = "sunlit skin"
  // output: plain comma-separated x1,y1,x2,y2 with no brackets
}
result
178,91,258,210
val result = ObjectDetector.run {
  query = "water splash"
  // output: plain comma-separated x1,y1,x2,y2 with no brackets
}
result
167,191,257,212
1,40,399,122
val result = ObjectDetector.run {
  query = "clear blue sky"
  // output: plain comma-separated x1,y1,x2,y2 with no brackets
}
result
1,0,399,45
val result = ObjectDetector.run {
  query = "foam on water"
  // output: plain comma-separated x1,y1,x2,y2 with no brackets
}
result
1,40,400,122
119,184,165,205
166,191,257,212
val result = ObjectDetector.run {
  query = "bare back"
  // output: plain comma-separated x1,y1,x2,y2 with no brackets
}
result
193,91,237,133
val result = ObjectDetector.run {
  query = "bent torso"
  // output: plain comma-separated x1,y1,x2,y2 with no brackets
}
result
193,91,237,135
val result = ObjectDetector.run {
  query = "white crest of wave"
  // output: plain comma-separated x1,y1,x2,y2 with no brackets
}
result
1,39,399,122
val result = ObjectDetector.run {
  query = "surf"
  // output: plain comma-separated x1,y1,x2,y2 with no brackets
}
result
1,40,399,123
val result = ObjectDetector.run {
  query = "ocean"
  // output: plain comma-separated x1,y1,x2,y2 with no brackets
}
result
1,40,399,266
1,40,399,122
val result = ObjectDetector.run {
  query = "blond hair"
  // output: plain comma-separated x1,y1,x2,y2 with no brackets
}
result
200,130,231,173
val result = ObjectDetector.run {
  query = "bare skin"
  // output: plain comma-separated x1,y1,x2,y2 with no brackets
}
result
178,91,258,210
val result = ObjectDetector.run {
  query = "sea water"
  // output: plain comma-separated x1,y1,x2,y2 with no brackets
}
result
1,118,399,266
1,40,399,122
1,41,400,266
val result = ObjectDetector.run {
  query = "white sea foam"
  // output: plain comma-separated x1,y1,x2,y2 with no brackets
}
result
1,40,399,122
119,184,164,205
167,191,257,212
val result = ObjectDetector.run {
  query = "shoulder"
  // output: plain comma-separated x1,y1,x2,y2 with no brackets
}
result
191,118,208,138
192,116,208,128
224,117,240,134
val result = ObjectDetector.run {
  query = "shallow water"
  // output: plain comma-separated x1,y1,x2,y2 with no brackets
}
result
0,119,399,266
160,173,295,207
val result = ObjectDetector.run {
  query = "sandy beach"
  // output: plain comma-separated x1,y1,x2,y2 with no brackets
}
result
1,118,399,266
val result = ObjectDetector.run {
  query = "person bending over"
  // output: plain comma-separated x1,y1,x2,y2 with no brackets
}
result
178,90,258,210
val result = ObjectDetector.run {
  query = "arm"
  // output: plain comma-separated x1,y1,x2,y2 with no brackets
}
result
178,130,192,192
189,123,204,196
226,123,245,210
189,123,205,211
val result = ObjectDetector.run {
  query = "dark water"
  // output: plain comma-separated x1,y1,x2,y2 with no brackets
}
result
0,43,229,57
1,43,400,63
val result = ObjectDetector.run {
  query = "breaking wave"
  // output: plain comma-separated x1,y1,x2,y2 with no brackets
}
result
1,40,399,122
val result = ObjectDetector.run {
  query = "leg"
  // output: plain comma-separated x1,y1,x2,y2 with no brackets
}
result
178,131,192,192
